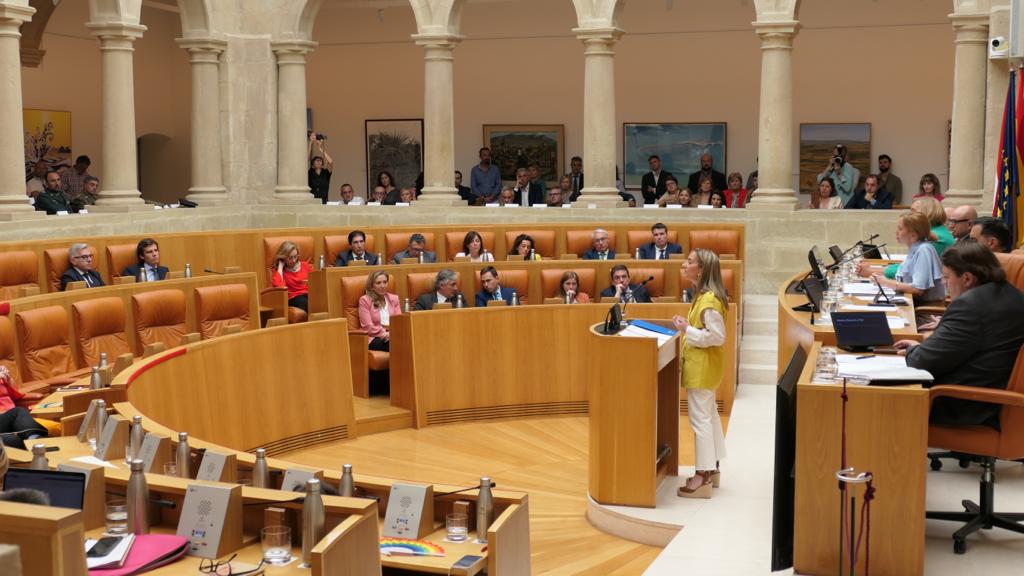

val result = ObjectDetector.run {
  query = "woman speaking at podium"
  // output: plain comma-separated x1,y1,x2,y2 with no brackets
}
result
673,249,729,499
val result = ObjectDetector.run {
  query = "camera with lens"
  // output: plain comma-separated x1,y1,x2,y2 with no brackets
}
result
832,155,845,167
315,133,326,141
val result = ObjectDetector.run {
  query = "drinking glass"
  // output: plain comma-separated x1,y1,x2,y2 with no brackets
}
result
162,462,178,477
261,526,291,565
446,513,469,542
105,499,128,535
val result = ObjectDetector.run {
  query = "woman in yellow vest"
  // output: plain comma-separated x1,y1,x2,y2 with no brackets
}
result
673,248,728,498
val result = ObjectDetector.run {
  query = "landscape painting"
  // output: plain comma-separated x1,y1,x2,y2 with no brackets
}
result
24,109,72,180
365,119,423,193
483,124,564,185
623,123,726,189
799,123,871,196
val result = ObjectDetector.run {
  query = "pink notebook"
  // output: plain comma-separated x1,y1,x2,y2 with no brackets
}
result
89,534,189,576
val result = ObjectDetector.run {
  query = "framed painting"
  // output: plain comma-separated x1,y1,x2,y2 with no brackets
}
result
623,123,726,189
23,109,72,180
799,123,871,195
483,124,564,185
365,119,423,193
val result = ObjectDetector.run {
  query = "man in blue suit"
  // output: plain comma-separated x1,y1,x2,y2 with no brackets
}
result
638,223,684,260
475,266,517,307
335,230,381,266
582,228,615,260
121,238,169,282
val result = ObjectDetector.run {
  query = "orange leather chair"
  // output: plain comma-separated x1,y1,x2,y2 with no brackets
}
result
473,269,529,304
71,297,132,368
628,268,665,298
385,232,436,263
262,235,314,324
340,274,395,397
689,230,740,260
444,231,496,261
105,244,138,281
2,313,78,395
997,253,1024,291
565,230,617,258
132,289,188,352
194,284,251,339
679,268,735,301
324,233,377,266
0,251,39,300
504,230,556,259
14,306,90,388
626,230,680,255
406,272,452,304
43,247,72,293
925,346,1024,554
540,269,598,300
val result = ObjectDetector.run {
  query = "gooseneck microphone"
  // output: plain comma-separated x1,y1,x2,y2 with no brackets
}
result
621,275,655,319
203,268,224,275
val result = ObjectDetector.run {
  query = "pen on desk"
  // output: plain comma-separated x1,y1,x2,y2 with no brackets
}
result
856,354,875,359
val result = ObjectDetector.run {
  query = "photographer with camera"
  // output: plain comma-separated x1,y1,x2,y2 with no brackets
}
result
308,131,333,204
816,143,859,208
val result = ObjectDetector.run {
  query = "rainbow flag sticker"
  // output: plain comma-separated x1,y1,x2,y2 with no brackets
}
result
380,537,446,557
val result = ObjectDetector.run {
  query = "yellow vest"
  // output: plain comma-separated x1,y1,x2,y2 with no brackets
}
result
682,290,726,390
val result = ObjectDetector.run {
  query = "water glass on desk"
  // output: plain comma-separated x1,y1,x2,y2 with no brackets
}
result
262,525,291,564
446,512,469,542
105,499,128,535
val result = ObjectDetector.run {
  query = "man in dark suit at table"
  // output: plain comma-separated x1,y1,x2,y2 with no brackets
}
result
895,241,1024,428
686,153,728,195
641,155,674,205
335,230,381,266
599,264,651,303
511,167,543,207
638,222,684,260
392,233,437,264
60,243,105,291
414,269,465,310
475,266,516,307
121,238,169,282
583,229,615,260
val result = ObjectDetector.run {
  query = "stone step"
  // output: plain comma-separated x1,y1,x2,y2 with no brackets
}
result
739,337,777,366
743,317,778,337
739,362,777,386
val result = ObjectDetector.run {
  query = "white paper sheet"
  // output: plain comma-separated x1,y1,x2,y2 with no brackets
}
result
835,354,933,381
618,324,674,346
843,283,896,296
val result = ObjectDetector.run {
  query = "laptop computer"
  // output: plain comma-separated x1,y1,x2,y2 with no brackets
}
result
2,468,86,509
831,311,895,353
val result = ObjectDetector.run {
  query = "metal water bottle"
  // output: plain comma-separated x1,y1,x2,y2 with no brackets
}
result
475,477,493,543
128,415,144,461
510,291,519,307
138,267,147,283
253,448,270,488
99,352,109,368
30,444,48,470
301,479,325,567
184,263,192,279
635,247,641,260
339,464,355,497
565,292,572,305
94,400,108,446
682,289,692,304
127,459,150,534
176,432,191,479
418,252,424,264
403,298,411,313
455,294,463,309
90,366,103,390
529,249,535,261
319,254,326,270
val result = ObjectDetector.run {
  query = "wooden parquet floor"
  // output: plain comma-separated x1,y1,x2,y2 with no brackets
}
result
284,414,727,575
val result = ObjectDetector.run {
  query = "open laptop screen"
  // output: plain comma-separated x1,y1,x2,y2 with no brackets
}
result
832,311,894,351
2,468,86,509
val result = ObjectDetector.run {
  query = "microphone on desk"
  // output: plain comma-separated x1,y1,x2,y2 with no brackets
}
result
203,268,224,275
828,243,888,271
621,276,654,319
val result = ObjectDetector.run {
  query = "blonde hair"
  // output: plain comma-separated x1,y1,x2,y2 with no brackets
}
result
274,241,299,265
691,248,728,306
364,271,390,308
912,196,946,226
899,211,937,243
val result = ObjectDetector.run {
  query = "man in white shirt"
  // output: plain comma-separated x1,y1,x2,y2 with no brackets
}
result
25,161,47,198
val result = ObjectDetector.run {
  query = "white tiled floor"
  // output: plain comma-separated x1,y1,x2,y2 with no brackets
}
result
644,384,1024,575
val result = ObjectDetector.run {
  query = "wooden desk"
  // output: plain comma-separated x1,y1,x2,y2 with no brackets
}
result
793,343,929,575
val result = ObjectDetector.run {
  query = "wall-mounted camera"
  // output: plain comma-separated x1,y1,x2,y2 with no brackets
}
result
990,36,1008,59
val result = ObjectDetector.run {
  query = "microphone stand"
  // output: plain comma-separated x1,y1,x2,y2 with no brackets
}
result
620,276,654,320
827,243,888,272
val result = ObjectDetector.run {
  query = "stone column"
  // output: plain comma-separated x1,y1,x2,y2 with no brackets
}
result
946,13,989,208
270,40,317,204
413,34,463,205
747,20,799,211
178,37,228,205
85,22,148,209
0,2,38,220
573,27,624,207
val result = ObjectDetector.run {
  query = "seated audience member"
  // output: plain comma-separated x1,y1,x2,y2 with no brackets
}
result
358,271,401,351
724,172,748,208
872,211,946,306
369,185,387,204
0,366,47,449
455,231,494,262
339,183,364,205
693,175,716,206
25,160,47,198
376,171,398,202
640,222,683,260
746,170,758,197
498,187,516,206
600,264,652,303
970,217,1012,253
336,230,380,266
122,238,168,281
455,171,473,203
392,233,437,264
709,190,726,208
583,228,615,260
845,174,893,210
557,175,576,203
414,269,464,310
947,204,978,242
398,187,415,204
895,241,1024,427
556,270,591,304
809,177,842,210
512,167,543,207
509,234,542,261
476,266,516,306
35,170,70,215
618,190,637,207
60,243,105,290
914,173,944,202
687,153,728,195
271,240,311,313
74,176,100,210
547,187,566,207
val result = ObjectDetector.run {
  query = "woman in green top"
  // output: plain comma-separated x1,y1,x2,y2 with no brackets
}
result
860,196,953,279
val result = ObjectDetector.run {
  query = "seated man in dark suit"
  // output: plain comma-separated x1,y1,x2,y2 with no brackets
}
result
121,238,169,282
582,228,615,260
970,217,1012,253
475,266,516,307
60,243,105,291
845,174,893,210
895,241,1024,428
511,167,544,207
392,233,437,264
455,170,473,203
639,222,684,260
414,269,464,310
335,230,380,266
599,264,652,303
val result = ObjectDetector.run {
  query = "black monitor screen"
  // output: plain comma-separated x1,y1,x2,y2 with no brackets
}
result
807,246,825,280
771,345,808,571
832,311,894,349
2,468,86,509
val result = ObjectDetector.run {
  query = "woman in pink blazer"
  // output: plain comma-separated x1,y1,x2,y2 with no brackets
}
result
358,271,401,351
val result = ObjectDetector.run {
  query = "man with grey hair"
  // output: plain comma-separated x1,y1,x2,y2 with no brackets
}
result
60,243,104,291
414,269,464,310
583,228,615,260
392,233,437,264
947,204,978,242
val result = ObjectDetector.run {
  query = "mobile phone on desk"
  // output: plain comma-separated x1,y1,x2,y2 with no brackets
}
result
451,554,485,574
86,536,122,557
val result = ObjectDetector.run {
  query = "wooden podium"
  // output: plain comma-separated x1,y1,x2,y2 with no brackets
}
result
587,319,680,507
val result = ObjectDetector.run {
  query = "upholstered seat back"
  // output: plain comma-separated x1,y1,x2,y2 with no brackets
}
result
15,306,75,380
565,230,617,257
324,234,377,265
504,230,556,258
262,236,315,283
106,244,138,280
72,297,131,367
340,274,396,331
679,268,736,301
627,268,665,298
43,247,71,293
626,230,680,255
194,284,251,339
385,232,436,263
998,347,1024,458
689,230,740,259
540,269,598,299
444,231,496,261
132,289,188,351
0,251,39,300
996,253,1024,293
0,315,18,382
474,269,529,304
407,272,449,303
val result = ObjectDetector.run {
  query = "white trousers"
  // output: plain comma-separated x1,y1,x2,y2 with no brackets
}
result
688,388,726,471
